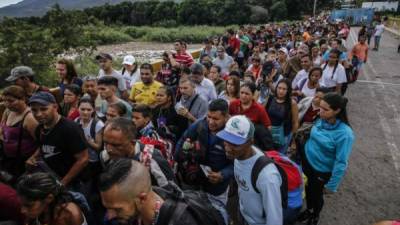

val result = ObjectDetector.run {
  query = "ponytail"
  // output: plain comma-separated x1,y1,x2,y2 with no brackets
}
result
322,92,351,126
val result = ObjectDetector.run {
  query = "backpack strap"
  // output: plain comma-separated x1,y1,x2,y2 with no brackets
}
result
251,155,289,208
89,117,99,139
188,94,199,112
299,78,308,91
251,156,274,194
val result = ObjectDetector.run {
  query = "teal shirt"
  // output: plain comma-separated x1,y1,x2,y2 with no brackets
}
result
305,119,354,192
239,35,250,53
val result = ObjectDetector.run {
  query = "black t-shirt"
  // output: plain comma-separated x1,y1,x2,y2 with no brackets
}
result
35,117,87,178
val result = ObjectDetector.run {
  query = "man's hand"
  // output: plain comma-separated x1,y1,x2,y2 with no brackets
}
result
208,171,223,184
177,107,189,117
26,156,37,167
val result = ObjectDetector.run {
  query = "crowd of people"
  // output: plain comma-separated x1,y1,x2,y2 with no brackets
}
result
4,16,388,225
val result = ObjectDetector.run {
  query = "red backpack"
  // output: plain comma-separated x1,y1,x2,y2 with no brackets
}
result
140,135,175,168
265,151,302,191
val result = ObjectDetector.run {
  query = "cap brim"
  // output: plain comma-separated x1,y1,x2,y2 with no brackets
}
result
216,130,247,145
122,60,134,65
28,99,53,106
5,75,17,82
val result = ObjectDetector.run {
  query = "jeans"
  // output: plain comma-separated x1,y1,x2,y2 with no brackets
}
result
374,35,382,49
283,206,302,225
301,155,331,217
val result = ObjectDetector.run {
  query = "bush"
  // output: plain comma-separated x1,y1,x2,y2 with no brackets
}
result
86,25,133,45
123,25,236,43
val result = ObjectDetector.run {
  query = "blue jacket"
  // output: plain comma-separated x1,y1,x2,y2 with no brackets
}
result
175,119,234,195
305,119,354,192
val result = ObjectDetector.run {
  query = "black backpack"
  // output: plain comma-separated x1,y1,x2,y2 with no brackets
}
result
153,183,226,225
251,156,288,209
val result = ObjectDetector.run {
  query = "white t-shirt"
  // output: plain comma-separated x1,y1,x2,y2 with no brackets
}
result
98,69,127,92
213,54,234,75
292,69,308,89
121,68,141,90
320,63,347,88
297,78,316,97
374,24,385,37
313,56,322,67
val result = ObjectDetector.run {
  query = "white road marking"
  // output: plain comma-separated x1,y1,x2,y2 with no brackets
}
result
357,80,400,86
349,29,400,177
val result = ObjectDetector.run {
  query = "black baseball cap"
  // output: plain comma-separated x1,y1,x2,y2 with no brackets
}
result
95,53,113,61
28,92,56,106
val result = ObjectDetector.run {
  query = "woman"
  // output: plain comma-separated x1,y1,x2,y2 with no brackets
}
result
0,85,38,181
229,82,271,129
152,86,187,141
320,49,347,94
105,102,127,122
266,79,299,153
121,55,140,91
293,67,322,99
17,172,89,225
56,58,83,95
61,84,81,121
311,46,322,67
75,97,104,166
218,76,240,103
298,93,354,225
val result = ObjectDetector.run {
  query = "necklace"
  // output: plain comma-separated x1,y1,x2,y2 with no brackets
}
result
151,200,161,225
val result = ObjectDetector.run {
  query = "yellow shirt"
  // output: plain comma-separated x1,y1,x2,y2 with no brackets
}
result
129,81,163,105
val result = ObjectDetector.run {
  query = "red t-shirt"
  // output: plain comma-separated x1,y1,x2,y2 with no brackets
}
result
228,37,240,53
174,51,194,68
229,99,271,128
0,183,23,223
302,105,319,123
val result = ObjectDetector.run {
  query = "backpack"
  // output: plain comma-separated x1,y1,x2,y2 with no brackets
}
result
176,121,208,185
153,183,226,225
140,134,175,168
251,151,302,209
322,62,339,80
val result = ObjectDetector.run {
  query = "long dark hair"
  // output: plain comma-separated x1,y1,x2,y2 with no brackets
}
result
17,173,73,222
57,58,78,84
322,92,351,126
271,79,293,128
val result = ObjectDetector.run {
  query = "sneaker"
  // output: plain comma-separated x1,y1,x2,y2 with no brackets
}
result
307,215,320,225
297,209,312,223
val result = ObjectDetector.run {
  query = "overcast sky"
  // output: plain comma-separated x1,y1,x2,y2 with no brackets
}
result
0,0,23,8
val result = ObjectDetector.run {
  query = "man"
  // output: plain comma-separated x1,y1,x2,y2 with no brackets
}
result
175,99,233,205
200,38,217,59
216,115,283,225
175,79,208,124
132,104,157,139
348,35,368,71
100,117,175,187
173,39,194,68
98,76,132,119
26,92,89,187
6,66,49,98
291,54,312,89
82,75,103,111
212,46,234,76
209,65,226,95
96,53,128,100
189,63,217,102
227,28,240,57
284,44,309,82
99,158,226,225
129,63,163,106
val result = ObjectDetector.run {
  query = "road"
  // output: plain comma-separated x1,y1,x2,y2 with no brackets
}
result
319,28,400,225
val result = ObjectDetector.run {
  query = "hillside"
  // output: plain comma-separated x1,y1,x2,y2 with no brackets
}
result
0,0,135,17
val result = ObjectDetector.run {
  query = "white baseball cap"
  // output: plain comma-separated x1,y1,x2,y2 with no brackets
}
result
122,55,136,65
216,115,255,145
278,47,288,56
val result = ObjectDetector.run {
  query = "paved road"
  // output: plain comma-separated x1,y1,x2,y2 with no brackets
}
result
319,28,400,225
